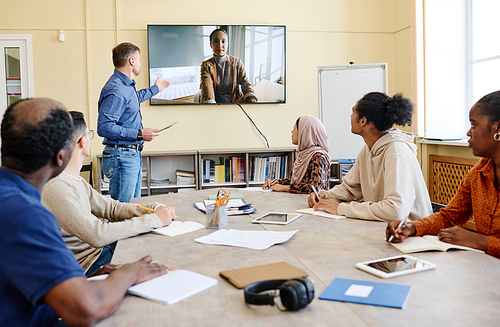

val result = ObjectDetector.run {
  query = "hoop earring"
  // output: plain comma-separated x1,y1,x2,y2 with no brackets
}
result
495,133,500,142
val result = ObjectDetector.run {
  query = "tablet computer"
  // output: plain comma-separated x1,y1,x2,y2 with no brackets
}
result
251,212,302,225
356,255,436,279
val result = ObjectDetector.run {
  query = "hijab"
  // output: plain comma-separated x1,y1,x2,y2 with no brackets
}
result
290,115,330,184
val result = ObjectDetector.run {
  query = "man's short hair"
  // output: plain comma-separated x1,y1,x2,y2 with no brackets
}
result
69,111,87,142
112,42,140,68
1,98,73,173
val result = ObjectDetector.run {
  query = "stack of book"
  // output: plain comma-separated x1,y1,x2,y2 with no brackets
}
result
249,155,289,182
176,170,195,186
141,166,148,187
150,178,170,186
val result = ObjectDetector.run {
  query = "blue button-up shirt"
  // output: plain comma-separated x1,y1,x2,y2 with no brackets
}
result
0,168,84,326
97,70,159,145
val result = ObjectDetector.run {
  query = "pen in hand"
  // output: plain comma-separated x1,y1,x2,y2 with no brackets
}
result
388,217,408,242
311,185,320,202
264,178,277,189
137,205,156,212
138,205,177,219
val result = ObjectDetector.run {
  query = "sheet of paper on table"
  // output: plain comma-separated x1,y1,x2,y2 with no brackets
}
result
194,229,298,250
295,208,345,220
240,187,273,193
153,220,205,237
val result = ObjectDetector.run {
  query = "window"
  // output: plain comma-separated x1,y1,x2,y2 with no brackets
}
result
469,0,500,104
0,35,34,116
417,0,499,140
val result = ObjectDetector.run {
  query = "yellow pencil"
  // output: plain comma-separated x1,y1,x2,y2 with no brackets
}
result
137,205,156,212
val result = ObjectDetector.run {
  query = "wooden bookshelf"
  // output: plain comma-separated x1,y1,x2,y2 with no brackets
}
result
96,148,296,194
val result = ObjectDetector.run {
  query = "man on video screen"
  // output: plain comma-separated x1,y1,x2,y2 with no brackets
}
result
200,28,258,104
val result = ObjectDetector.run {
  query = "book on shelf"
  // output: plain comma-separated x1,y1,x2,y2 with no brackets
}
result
215,164,225,183
249,154,290,182
176,175,195,185
150,178,170,185
203,159,216,183
225,158,231,182
175,170,195,177
389,235,484,254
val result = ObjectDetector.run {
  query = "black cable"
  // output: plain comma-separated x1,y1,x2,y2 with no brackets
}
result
238,104,269,148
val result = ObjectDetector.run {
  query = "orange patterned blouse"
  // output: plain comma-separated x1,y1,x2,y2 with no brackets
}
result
411,158,500,258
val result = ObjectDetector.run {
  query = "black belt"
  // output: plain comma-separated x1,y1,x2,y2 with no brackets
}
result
105,144,143,152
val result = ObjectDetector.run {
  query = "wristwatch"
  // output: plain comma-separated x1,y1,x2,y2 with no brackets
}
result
137,129,143,141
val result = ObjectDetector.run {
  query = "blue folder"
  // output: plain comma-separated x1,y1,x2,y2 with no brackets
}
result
319,278,412,309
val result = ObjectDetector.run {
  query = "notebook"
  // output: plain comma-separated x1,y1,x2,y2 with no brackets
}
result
219,261,308,289
128,269,217,305
319,278,412,309
389,235,484,254
89,269,217,305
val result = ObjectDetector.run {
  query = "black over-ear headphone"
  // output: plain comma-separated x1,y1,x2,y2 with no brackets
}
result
244,278,314,311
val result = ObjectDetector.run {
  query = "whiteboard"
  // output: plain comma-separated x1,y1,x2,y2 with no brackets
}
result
318,63,388,160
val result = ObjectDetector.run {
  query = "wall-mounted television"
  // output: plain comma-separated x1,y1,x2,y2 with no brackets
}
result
147,25,286,105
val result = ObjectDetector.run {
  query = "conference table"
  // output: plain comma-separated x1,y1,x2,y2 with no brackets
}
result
96,189,500,327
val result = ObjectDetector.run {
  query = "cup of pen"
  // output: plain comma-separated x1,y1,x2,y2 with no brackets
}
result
206,203,228,229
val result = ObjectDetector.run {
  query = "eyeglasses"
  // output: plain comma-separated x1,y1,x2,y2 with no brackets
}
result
77,130,94,143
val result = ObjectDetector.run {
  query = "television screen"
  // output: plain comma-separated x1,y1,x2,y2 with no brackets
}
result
147,25,286,105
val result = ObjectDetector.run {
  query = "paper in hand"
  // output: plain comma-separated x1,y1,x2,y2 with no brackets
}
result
158,121,178,132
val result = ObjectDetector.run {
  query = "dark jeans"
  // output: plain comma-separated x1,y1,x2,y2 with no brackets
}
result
86,242,117,276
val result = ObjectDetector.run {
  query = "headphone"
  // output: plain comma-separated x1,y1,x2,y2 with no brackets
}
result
244,278,314,311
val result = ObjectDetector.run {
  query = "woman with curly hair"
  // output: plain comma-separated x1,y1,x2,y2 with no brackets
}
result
308,92,433,222
386,91,500,258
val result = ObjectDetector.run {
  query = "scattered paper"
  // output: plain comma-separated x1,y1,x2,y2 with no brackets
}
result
240,187,273,193
295,208,345,220
194,229,298,250
153,221,205,237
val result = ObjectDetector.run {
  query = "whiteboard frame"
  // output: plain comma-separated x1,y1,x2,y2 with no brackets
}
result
317,63,388,160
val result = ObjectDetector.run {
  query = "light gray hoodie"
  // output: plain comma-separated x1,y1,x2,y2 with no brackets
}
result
324,129,432,221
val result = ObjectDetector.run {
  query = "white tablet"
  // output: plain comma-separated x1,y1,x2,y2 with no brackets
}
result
251,212,302,225
356,255,436,279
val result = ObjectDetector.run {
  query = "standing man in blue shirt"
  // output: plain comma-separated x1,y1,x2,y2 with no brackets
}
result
0,98,169,326
98,42,170,202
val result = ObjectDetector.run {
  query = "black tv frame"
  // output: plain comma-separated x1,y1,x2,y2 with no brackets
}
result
147,24,286,105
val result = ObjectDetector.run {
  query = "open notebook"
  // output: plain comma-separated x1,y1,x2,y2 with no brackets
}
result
389,235,484,254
